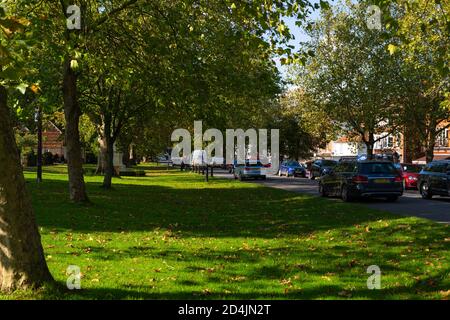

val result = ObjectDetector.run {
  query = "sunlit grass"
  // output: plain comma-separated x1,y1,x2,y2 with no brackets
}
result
1,165,448,299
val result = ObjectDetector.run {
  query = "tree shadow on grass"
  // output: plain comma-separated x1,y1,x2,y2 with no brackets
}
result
24,176,416,238
19,174,449,300
19,266,448,300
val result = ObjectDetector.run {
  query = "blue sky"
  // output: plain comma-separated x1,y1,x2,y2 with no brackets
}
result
275,3,322,79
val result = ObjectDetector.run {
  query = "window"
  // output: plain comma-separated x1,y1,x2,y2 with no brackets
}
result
377,135,394,149
321,160,337,166
436,129,449,147
359,163,398,174
402,164,422,173
341,162,357,172
431,163,447,173
243,161,262,167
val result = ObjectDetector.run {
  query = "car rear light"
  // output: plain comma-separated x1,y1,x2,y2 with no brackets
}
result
394,176,403,183
352,175,368,183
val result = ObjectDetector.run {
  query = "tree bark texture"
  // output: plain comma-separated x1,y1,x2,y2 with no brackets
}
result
0,85,53,291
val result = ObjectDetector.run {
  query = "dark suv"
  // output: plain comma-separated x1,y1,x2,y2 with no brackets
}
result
310,159,337,180
417,160,450,199
319,161,403,202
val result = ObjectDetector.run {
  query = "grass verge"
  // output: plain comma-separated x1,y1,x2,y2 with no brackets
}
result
1,165,449,299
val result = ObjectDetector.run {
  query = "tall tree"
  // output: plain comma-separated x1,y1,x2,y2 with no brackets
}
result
59,0,139,201
299,2,407,159
275,88,337,159
0,7,53,291
386,0,450,162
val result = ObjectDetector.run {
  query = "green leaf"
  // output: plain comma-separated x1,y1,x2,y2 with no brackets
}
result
387,44,397,55
16,82,28,94
0,66,19,80
70,59,79,70
319,1,330,10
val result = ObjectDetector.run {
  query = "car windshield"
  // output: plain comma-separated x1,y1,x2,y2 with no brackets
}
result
322,160,337,166
402,164,422,173
340,162,357,172
245,161,262,167
286,161,300,166
360,163,398,175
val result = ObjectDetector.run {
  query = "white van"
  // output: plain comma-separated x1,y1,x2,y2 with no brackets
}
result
191,150,208,167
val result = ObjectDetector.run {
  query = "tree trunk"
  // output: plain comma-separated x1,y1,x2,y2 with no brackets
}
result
97,114,116,189
366,132,375,160
425,139,435,164
402,127,412,164
127,143,135,167
96,136,108,174
0,85,53,291
62,58,88,202
102,137,115,189
425,118,438,164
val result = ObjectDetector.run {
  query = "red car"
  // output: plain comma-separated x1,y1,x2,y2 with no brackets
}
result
396,163,424,189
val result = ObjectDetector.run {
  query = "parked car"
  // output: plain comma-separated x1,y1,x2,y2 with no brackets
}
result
233,159,266,180
155,154,172,164
278,160,306,177
210,156,225,168
339,156,358,162
310,159,338,180
417,160,450,199
172,154,192,168
319,160,403,202
394,163,424,190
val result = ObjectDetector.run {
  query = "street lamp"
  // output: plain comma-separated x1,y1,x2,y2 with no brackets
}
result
35,105,42,183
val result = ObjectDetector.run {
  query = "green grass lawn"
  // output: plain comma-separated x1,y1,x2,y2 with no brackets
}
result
1,165,449,299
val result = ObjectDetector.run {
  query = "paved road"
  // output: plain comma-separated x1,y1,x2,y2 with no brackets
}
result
213,170,450,224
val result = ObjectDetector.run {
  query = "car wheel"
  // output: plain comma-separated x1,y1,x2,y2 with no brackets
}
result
341,185,352,202
420,182,432,199
319,183,328,197
386,196,398,202
310,173,316,180
233,174,237,180
278,170,282,177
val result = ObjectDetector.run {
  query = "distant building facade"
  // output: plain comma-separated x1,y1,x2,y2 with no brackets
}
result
42,121,66,158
